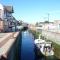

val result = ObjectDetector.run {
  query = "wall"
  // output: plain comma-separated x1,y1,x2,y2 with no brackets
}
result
42,30,60,45
0,4,4,20
0,20,8,32
0,20,4,32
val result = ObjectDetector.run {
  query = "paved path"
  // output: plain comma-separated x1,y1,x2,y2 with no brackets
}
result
0,32,19,59
0,33,12,47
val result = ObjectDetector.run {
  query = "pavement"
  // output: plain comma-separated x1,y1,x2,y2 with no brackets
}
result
0,32,19,59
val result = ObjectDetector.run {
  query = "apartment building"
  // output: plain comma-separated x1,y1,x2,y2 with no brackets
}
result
0,18,8,32
0,4,16,32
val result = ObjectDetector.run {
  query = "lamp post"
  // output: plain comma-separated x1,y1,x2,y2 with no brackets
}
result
48,13,50,30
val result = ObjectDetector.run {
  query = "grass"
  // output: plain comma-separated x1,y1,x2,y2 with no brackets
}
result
29,30,41,39
53,42,60,59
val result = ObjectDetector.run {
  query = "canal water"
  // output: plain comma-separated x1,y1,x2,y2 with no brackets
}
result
21,31,59,60
21,31,35,60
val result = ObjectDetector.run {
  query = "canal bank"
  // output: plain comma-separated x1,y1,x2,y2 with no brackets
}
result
29,30,60,60
7,31,22,60
0,32,20,60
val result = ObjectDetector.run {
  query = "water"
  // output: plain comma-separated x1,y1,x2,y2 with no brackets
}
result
21,31,35,60
20,31,59,60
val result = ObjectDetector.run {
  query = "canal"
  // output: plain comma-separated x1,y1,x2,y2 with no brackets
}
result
21,31,35,60
20,31,59,60
6,30,60,60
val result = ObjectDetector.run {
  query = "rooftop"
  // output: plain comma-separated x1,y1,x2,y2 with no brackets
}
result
4,6,14,13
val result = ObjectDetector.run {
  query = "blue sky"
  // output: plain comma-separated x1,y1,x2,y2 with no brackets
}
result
0,0,60,24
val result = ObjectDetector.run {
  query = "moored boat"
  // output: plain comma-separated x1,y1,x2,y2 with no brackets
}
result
34,39,54,56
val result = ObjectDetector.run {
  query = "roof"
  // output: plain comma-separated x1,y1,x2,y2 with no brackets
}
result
4,6,14,13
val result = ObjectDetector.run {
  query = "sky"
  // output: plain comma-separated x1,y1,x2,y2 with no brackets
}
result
0,0,60,24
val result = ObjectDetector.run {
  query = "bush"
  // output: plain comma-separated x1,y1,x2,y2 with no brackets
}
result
29,30,40,39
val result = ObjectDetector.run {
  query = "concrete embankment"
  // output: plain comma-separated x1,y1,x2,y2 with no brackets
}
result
7,31,22,60
42,30,60,45
0,32,20,60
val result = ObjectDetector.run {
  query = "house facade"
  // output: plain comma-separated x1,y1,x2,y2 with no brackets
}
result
0,4,16,32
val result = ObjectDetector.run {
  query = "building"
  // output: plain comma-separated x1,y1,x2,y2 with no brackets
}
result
0,4,16,32
0,18,4,32
53,20,60,33
35,22,53,32
36,20,60,33
0,18,8,32
28,24,36,31
41,20,60,46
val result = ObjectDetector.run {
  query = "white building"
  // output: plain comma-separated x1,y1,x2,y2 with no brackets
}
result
36,22,54,32
0,4,4,19
36,20,60,33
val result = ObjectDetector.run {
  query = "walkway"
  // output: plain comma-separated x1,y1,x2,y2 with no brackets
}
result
0,32,19,59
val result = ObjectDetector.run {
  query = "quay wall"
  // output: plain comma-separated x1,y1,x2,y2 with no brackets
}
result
7,31,22,60
42,30,60,45
0,32,21,60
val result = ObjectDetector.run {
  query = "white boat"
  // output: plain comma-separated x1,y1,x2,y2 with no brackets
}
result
34,39,54,56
